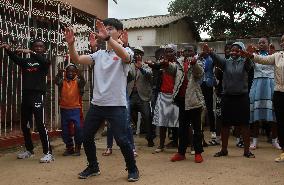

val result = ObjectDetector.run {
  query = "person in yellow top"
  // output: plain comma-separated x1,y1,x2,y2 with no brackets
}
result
55,64,86,156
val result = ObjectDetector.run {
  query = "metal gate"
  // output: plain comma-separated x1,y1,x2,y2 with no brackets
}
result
0,0,96,137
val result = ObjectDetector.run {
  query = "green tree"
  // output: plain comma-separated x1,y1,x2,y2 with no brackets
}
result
168,0,284,39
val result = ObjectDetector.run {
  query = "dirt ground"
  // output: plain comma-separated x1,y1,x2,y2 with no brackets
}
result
0,132,283,185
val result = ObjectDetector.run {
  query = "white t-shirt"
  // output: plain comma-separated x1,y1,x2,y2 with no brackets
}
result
89,47,133,106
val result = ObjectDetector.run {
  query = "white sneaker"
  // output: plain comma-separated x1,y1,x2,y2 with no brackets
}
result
39,154,54,163
211,132,216,139
154,147,164,153
17,151,34,159
272,142,282,150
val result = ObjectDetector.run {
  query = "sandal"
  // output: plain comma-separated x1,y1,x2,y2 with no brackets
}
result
214,150,228,157
208,140,220,146
102,148,112,156
243,151,255,158
275,153,284,162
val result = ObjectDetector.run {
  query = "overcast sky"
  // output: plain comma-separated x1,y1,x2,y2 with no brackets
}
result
108,0,173,19
108,0,209,38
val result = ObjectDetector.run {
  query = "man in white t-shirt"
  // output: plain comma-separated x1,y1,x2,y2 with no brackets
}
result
64,18,139,182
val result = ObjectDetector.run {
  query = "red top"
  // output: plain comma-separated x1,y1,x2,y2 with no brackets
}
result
178,59,190,97
160,72,175,94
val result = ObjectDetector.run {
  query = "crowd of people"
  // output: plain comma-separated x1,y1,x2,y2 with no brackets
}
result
1,17,284,182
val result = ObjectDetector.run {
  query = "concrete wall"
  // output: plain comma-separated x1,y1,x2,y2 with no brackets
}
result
127,28,157,47
156,19,195,46
126,19,197,59
127,19,196,48
63,0,108,19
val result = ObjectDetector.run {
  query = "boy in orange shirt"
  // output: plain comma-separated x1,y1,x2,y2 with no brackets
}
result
55,64,86,156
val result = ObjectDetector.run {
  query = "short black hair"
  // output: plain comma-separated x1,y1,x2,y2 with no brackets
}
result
103,18,123,31
30,39,45,48
155,48,165,60
259,37,269,43
65,64,78,71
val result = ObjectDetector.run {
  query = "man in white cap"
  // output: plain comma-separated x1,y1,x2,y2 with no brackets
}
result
127,46,155,147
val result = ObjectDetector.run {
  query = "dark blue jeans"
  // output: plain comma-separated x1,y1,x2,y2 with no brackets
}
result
60,108,83,147
106,92,135,149
106,123,135,150
83,104,136,170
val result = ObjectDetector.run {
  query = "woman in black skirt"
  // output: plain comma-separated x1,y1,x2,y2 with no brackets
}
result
202,42,255,158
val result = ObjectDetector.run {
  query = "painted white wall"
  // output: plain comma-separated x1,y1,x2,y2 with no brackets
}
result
127,28,157,47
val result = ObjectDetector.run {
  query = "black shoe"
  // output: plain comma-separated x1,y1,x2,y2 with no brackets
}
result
62,147,74,156
208,139,220,146
243,151,255,158
78,166,101,179
147,140,154,147
128,167,139,182
236,141,244,148
214,150,228,157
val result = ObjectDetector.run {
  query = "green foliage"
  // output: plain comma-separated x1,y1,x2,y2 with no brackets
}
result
168,0,284,39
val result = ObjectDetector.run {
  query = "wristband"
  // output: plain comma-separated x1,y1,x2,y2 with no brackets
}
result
123,43,130,48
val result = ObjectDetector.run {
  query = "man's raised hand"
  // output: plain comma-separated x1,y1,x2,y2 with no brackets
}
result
64,27,75,46
90,32,97,47
120,30,128,45
94,20,110,41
